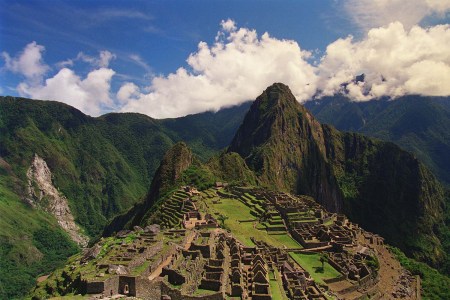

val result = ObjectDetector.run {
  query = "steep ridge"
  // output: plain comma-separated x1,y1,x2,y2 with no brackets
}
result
228,83,446,266
103,142,194,235
305,95,450,186
0,96,248,237
228,83,341,211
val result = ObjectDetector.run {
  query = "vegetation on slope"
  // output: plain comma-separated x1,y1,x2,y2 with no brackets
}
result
0,161,78,299
228,83,446,268
305,95,450,186
0,96,248,299
390,247,450,300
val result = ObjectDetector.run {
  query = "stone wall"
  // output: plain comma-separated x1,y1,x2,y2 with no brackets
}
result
119,276,136,296
135,277,162,300
160,281,223,300
85,281,105,294
104,276,120,296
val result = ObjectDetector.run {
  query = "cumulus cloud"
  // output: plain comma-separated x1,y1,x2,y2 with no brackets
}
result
18,67,115,116
317,22,450,100
117,82,140,103
1,41,49,81
120,19,317,118
3,20,450,118
345,0,450,31
120,20,450,115
2,43,117,116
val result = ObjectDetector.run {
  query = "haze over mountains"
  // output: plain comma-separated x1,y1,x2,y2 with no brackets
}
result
1,85,450,299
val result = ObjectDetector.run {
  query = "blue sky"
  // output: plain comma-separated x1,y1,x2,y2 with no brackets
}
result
1,0,450,117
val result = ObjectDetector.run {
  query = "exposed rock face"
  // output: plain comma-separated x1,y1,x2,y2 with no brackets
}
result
26,154,88,246
228,83,342,211
81,244,102,263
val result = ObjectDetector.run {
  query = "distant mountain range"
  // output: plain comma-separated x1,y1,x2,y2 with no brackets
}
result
304,95,450,186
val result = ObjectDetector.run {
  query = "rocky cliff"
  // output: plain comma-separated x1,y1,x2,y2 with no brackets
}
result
228,83,446,266
26,154,88,246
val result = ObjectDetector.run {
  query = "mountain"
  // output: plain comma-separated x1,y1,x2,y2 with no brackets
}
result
304,95,450,186
2,89,450,298
228,83,446,267
0,96,248,299
228,83,342,212
32,136,450,300
103,143,257,235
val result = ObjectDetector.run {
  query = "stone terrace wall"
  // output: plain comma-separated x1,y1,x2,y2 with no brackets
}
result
160,281,223,300
136,277,162,300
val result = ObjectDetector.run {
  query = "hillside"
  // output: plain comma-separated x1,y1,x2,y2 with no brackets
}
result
228,83,446,268
0,97,248,299
304,95,450,186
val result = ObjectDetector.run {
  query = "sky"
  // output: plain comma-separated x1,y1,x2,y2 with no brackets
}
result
1,0,450,118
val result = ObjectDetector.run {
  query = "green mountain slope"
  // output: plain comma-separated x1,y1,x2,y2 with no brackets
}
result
0,96,248,299
103,143,257,235
304,95,450,186
0,158,78,299
228,83,446,267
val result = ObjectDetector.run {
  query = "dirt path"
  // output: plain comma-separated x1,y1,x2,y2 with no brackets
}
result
148,255,173,281
148,230,197,281
183,230,197,250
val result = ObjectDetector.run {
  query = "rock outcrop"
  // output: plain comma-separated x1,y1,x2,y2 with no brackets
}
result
26,154,88,246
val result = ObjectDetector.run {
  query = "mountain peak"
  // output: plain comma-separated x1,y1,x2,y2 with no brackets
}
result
253,82,299,113
228,83,338,209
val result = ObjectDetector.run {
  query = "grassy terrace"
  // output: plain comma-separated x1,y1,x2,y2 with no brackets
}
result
203,191,301,249
289,252,341,285
270,270,289,300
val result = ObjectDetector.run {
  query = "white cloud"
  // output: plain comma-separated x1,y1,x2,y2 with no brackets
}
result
76,50,116,68
129,54,152,73
317,22,450,100
18,67,115,116
2,43,117,116
4,20,450,118
221,19,237,32
1,41,49,81
120,19,318,118
56,58,74,68
117,82,140,103
345,0,450,31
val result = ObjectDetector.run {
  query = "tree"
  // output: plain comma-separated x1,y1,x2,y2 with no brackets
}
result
217,214,229,228
319,253,328,270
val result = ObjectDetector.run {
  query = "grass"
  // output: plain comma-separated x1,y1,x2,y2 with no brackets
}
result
270,269,289,300
132,260,151,275
194,288,218,296
205,194,301,249
289,252,341,285
48,295,88,299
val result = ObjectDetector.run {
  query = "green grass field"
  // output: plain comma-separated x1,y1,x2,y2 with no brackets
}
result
205,195,301,249
289,252,341,285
